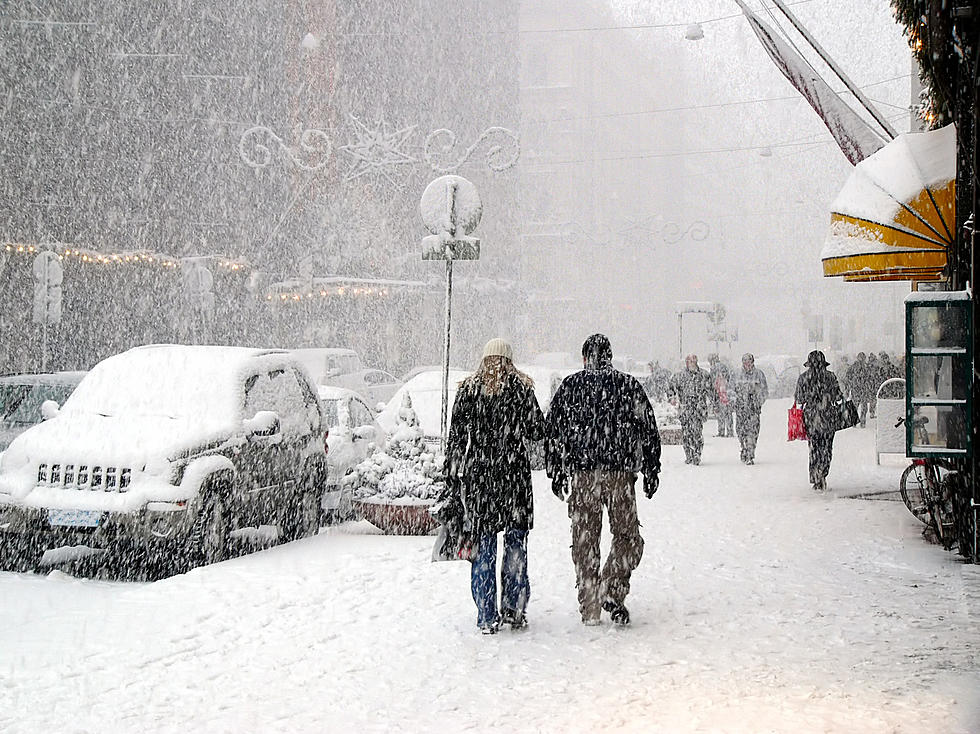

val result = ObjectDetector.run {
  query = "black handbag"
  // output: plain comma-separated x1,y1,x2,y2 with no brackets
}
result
838,398,860,430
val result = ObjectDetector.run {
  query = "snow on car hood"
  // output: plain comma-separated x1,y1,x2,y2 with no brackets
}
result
1,411,234,475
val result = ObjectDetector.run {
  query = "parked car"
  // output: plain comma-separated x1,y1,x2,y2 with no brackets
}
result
0,345,327,574
317,386,386,521
289,347,363,384
377,368,471,450
0,371,87,453
322,369,403,406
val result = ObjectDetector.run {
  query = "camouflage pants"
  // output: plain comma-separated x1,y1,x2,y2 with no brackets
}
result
567,470,644,623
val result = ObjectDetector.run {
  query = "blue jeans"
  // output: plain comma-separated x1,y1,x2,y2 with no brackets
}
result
470,529,529,628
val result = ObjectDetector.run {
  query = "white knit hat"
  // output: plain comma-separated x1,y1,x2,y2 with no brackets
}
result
482,337,513,360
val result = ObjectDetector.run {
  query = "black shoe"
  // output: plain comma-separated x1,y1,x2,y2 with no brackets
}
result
692,456,701,466
479,621,500,635
602,599,630,626
500,609,527,629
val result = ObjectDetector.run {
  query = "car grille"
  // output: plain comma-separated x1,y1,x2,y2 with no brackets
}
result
36,463,132,492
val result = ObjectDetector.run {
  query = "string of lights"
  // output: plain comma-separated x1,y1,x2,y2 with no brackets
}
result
2,243,249,272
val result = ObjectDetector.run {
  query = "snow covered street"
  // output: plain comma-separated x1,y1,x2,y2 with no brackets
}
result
2,398,978,733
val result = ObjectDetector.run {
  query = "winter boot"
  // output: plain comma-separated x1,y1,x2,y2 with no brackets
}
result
479,620,500,635
500,609,527,630
602,599,630,626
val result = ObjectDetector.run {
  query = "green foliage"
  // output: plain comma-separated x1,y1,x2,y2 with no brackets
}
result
890,0,956,128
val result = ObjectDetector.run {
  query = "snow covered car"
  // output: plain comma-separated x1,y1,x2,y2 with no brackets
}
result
377,368,471,451
317,386,386,521
0,371,87,453
0,345,327,573
321,369,403,406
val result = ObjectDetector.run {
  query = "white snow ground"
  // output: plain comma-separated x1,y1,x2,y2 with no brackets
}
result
1,399,978,733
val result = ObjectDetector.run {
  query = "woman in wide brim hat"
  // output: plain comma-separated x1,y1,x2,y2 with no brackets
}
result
794,350,843,491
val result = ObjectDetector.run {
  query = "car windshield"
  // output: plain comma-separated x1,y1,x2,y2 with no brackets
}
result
0,383,77,425
321,399,341,428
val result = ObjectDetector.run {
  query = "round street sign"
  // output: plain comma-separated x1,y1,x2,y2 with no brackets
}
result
420,175,482,236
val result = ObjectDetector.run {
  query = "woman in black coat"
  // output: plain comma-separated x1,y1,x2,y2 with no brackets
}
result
794,350,843,491
445,338,545,634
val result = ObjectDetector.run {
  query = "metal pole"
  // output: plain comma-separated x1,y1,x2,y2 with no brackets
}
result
768,0,897,140
440,257,452,452
41,318,48,372
677,313,683,358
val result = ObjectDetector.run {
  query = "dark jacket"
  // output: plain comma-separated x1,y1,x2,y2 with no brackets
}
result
794,364,843,436
669,367,713,422
445,372,545,537
844,359,872,401
730,366,768,416
545,363,662,479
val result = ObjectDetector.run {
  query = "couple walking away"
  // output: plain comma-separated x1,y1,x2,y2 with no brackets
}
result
443,334,662,634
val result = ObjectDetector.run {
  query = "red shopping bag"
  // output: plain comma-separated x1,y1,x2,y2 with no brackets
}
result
787,403,807,441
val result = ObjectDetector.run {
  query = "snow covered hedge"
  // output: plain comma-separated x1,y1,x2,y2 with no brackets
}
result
343,394,444,502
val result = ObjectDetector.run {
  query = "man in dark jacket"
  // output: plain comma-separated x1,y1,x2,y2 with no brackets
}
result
730,352,768,464
794,350,843,491
844,352,871,427
669,354,713,465
545,333,661,627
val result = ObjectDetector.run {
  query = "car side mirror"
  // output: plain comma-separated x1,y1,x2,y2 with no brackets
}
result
40,400,60,420
244,410,280,437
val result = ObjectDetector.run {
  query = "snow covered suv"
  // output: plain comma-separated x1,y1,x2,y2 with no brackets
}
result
0,345,327,573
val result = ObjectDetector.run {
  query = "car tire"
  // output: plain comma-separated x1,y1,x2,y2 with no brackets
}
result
0,534,45,573
186,493,230,569
282,489,320,542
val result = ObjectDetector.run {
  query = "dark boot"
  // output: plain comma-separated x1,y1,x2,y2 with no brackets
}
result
602,598,630,626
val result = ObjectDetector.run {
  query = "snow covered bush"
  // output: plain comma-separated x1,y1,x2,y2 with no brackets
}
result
344,393,444,502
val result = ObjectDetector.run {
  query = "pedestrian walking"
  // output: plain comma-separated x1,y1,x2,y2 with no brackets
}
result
794,350,843,492
730,352,768,464
445,338,545,635
545,333,662,627
669,354,713,465
708,354,733,438
845,352,872,427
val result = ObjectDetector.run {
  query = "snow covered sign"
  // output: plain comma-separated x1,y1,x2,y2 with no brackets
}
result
420,175,481,261
32,250,63,326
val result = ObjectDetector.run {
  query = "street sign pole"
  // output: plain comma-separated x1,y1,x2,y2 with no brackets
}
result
441,254,453,449
420,175,482,452
32,250,63,372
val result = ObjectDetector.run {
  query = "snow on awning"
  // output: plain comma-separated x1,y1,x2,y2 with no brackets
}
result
821,124,954,283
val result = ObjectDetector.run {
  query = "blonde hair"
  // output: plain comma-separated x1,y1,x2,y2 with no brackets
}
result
463,355,534,396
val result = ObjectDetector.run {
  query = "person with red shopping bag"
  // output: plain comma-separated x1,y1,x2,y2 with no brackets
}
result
793,350,843,492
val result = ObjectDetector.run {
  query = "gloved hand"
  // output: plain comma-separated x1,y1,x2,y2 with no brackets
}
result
643,473,659,499
551,473,568,501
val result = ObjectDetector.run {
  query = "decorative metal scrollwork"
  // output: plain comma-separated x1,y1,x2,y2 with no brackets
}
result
663,220,710,244
424,126,520,174
238,126,332,171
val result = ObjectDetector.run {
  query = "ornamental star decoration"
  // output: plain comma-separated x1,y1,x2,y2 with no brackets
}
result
339,114,418,185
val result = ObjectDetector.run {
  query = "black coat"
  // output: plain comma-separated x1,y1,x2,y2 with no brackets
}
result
794,366,843,436
445,372,545,537
545,364,661,478
669,367,713,422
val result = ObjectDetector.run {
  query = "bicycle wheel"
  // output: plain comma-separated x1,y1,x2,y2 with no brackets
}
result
899,463,931,524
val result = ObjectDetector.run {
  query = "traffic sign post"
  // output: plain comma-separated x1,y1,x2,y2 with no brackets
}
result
181,258,215,344
32,251,64,371
420,175,482,449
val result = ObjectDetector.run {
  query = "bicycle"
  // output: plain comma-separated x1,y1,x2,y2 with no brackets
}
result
897,415,960,551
